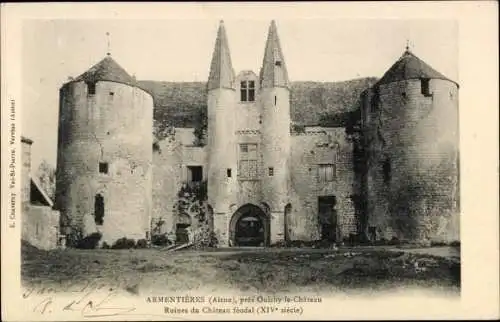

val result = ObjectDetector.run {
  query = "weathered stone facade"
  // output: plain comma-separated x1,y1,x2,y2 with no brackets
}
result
360,49,460,242
55,57,154,245
55,22,459,247
150,21,358,246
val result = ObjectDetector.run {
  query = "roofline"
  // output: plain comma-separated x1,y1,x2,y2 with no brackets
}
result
61,78,155,99
30,175,54,207
376,76,460,88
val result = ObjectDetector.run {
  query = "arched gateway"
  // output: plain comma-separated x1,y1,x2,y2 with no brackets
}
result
229,204,270,247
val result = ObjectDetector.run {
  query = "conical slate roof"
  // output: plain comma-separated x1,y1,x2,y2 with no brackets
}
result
259,20,290,89
72,55,136,86
377,49,456,86
207,20,235,90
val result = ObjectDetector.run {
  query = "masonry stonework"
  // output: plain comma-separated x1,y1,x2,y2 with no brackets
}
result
55,60,154,245
361,50,459,242
54,23,459,248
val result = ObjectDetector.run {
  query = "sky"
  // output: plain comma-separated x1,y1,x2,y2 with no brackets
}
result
22,18,458,171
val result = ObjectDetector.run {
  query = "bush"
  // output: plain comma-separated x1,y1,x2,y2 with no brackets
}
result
111,237,136,249
388,237,401,246
430,240,447,247
192,227,218,248
66,228,84,248
372,237,387,246
101,242,110,249
136,239,148,249
76,232,102,249
271,240,288,248
151,234,172,247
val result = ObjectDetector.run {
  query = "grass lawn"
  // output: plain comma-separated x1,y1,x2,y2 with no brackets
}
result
21,242,460,296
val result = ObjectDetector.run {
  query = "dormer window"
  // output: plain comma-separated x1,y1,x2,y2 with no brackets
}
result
87,82,96,96
240,80,255,102
421,78,431,97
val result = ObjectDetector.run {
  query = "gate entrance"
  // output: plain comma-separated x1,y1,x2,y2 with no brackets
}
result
229,204,269,247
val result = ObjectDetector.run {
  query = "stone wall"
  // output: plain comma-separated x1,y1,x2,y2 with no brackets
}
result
363,78,459,242
153,124,357,245
151,133,208,237
56,80,154,245
289,127,356,242
22,204,60,250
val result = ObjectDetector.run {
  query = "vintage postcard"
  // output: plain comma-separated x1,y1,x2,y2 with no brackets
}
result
1,2,498,321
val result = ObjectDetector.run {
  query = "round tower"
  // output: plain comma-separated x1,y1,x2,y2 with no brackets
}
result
206,21,238,246
55,55,154,246
366,48,459,242
259,20,292,244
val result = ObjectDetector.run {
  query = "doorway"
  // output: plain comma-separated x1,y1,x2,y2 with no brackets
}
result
175,213,192,245
230,204,269,247
318,196,337,242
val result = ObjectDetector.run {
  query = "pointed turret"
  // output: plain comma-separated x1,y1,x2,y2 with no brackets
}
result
208,20,235,90
259,20,290,89
72,55,136,86
376,47,456,86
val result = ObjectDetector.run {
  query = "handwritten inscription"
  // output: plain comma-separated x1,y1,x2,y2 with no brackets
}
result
23,279,138,318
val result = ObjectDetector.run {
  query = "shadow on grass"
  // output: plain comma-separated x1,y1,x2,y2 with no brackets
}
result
21,241,460,294
213,249,460,293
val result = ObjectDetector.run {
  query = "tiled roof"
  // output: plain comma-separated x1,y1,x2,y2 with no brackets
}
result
71,55,136,86
377,49,456,86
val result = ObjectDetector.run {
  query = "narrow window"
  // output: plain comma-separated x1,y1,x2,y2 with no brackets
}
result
248,81,255,102
382,158,391,184
268,167,274,177
187,166,203,183
318,164,336,182
87,82,96,95
94,194,104,225
99,162,109,174
274,95,277,106
227,168,232,178
240,81,248,102
421,78,431,96
109,91,114,97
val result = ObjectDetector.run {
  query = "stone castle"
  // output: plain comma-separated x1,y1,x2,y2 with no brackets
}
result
54,20,460,247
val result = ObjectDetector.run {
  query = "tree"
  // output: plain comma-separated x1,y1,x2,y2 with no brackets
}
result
172,180,217,247
36,160,56,201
